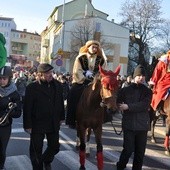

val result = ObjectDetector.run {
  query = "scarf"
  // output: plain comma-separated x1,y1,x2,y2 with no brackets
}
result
0,82,17,97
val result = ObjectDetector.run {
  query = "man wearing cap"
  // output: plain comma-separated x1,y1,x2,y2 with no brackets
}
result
116,65,152,170
23,63,65,170
66,40,107,128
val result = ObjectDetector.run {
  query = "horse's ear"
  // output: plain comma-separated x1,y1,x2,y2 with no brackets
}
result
114,65,121,75
99,65,107,76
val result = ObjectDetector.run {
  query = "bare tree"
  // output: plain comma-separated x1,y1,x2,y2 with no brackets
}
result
69,18,114,67
158,20,170,51
119,0,164,69
70,19,95,60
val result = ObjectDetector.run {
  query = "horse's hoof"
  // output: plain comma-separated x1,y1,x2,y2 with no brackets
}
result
86,153,90,157
165,147,170,156
76,145,79,151
79,165,86,170
151,138,156,143
165,150,170,156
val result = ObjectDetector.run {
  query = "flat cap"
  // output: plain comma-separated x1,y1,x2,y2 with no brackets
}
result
37,63,53,73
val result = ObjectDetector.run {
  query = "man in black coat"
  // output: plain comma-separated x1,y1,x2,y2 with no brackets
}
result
23,63,65,170
116,65,152,170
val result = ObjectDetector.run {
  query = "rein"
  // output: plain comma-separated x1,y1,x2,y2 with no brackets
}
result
110,118,123,135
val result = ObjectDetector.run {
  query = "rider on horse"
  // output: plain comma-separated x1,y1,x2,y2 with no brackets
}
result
149,50,170,115
66,40,107,128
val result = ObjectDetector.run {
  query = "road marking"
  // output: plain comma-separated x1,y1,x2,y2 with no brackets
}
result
10,127,170,170
12,128,24,133
5,155,32,170
56,150,97,170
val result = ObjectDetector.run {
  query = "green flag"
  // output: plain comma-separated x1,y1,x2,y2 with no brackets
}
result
0,33,7,68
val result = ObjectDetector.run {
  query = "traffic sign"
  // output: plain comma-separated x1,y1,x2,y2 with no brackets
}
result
57,48,63,55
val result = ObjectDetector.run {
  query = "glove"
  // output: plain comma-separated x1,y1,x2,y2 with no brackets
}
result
85,70,93,78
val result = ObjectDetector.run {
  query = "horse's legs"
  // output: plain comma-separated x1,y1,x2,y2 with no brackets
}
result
164,121,170,156
150,116,159,143
85,128,91,155
78,127,86,170
93,126,103,170
76,129,80,150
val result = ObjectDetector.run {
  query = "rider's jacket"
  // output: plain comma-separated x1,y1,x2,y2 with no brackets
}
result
72,53,106,84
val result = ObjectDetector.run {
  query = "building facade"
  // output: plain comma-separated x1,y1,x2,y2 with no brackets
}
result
41,0,129,75
10,29,41,69
0,17,41,69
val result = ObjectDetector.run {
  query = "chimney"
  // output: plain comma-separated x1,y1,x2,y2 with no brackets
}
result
89,0,92,3
23,29,27,32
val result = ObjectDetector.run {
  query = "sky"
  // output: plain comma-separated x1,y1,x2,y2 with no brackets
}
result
0,0,169,34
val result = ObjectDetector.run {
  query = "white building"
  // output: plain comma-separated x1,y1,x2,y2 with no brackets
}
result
41,0,129,75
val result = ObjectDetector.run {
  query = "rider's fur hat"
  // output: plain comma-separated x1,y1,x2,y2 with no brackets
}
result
85,40,100,48
37,63,53,73
133,64,146,78
79,40,101,53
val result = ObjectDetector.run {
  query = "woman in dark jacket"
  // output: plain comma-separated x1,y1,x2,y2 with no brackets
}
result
116,65,152,170
0,66,22,169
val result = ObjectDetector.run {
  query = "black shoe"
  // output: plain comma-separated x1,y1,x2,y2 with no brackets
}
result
43,163,51,170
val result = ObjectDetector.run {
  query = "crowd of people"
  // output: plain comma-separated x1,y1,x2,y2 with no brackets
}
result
0,36,169,170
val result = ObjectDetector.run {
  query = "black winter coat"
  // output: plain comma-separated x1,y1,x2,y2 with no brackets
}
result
23,79,65,133
0,91,22,126
117,83,152,131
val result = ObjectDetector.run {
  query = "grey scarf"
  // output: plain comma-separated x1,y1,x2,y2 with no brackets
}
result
0,82,17,97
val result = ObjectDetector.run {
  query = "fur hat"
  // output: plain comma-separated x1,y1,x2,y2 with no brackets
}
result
79,40,101,53
133,65,145,78
85,40,100,47
37,63,53,73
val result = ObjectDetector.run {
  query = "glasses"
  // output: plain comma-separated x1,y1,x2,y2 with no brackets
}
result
0,77,8,80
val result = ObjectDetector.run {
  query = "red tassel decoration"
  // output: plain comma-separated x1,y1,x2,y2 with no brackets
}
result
164,136,169,148
97,152,103,170
79,150,86,166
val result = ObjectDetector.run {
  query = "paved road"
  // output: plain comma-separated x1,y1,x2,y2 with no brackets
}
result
5,114,170,170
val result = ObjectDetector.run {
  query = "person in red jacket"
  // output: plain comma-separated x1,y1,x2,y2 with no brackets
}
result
149,50,170,114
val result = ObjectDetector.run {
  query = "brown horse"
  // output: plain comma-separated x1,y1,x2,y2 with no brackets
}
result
76,65,120,170
150,95,170,156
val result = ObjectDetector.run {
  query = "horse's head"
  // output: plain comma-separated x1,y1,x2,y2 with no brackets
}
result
99,65,121,111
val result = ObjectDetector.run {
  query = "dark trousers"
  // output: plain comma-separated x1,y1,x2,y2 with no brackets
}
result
117,130,148,170
30,132,60,170
0,125,11,168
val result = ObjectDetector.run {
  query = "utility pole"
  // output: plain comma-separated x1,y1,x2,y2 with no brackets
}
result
60,0,65,49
